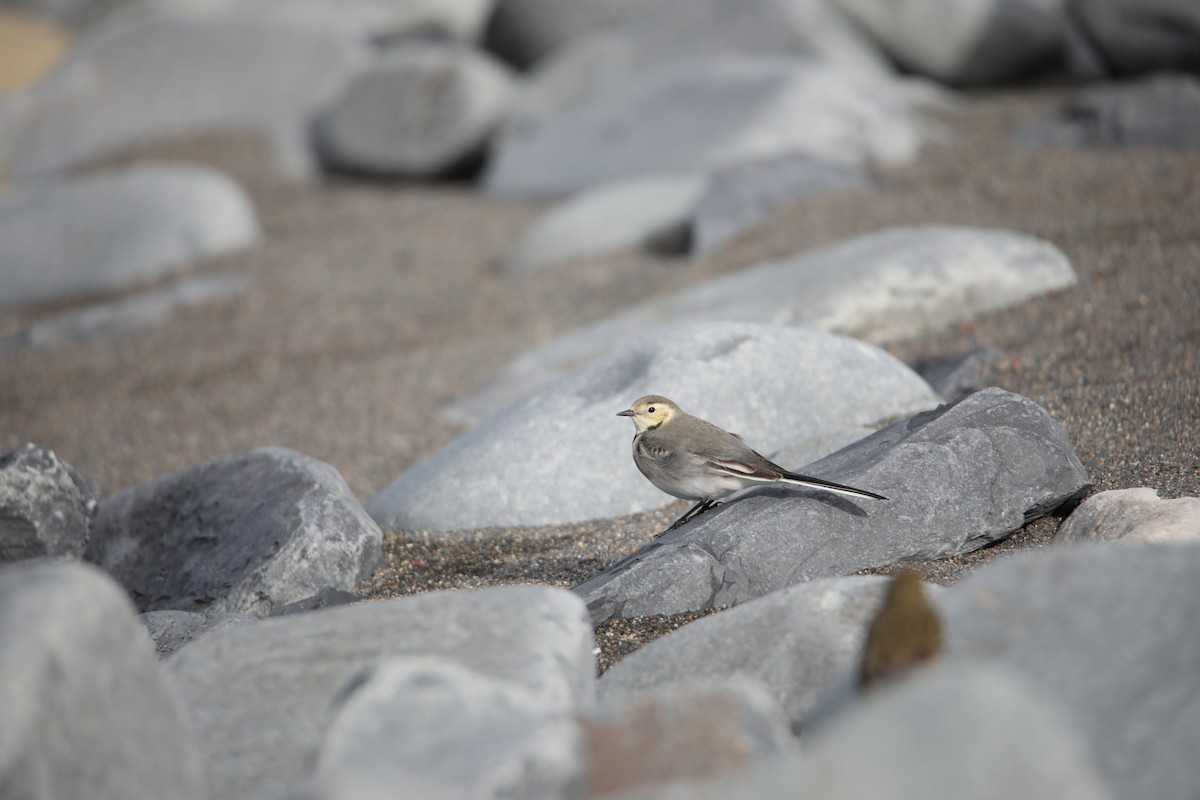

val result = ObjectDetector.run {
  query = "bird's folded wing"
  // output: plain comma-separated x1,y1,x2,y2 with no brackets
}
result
704,457,782,482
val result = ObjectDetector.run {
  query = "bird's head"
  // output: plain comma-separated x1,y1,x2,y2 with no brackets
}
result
617,395,680,432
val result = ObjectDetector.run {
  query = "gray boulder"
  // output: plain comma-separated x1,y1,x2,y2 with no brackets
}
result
449,226,1074,424
1069,0,1200,75
368,322,940,531
831,0,1063,85
315,43,515,178
484,56,923,198
139,608,256,659
0,164,258,305
0,443,97,563
1055,487,1200,544
939,542,1200,800
576,388,1089,624
597,576,893,728
86,446,382,617
168,585,594,800
0,561,204,800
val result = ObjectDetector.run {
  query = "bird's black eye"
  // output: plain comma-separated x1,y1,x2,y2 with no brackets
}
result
647,406,655,413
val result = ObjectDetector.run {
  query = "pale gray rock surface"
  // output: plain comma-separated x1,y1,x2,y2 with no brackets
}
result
1055,487,1200,544
939,542,1200,800
0,443,97,563
314,657,584,799
0,164,258,305
449,226,1075,424
86,446,382,617
831,0,1063,85
139,608,255,659
168,585,593,800
577,388,1089,624
597,576,893,728
1069,0,1200,75
369,323,940,531
498,174,705,274
484,56,923,198
315,43,515,178
0,561,205,800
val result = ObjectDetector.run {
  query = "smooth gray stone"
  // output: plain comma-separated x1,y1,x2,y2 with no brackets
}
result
369,322,940,531
831,0,1063,86
0,443,97,563
1069,0,1200,75
86,446,382,617
0,164,258,305
1055,488,1200,545
939,542,1200,800
576,388,1089,624
447,226,1074,425
167,585,594,800
597,576,893,728
139,608,256,659
0,8,369,179
484,56,923,199
313,657,584,798
0,561,204,800
315,42,514,178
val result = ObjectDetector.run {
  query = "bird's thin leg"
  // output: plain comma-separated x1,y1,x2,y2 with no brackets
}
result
665,499,713,532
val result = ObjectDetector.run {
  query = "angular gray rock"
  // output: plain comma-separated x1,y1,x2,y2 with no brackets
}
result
86,446,382,617
139,608,256,659
597,576,894,728
0,443,97,563
831,0,1063,85
1055,488,1200,544
0,164,259,305
910,347,1004,402
0,561,205,800
449,226,1075,424
168,585,593,800
315,43,515,178
576,388,1089,624
274,586,360,616
369,323,940,531
484,56,923,198
498,174,705,274
313,657,584,798
939,542,1200,800
1069,0,1200,75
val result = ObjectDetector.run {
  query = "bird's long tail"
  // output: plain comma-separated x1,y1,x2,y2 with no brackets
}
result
777,471,888,501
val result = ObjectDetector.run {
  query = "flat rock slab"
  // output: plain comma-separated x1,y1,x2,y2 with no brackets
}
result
575,387,1089,624
0,164,258,305
0,561,204,800
86,446,382,617
1055,487,1200,544
0,442,96,562
167,585,594,800
448,225,1075,424
368,322,940,532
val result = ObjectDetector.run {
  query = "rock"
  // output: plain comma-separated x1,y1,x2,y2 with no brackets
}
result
597,576,893,729
2,0,130,29
1055,488,1200,544
1069,0,1200,75
167,585,593,800
909,346,1004,402
85,446,383,617
273,586,360,616
0,164,258,305
200,0,497,43
0,442,96,563
0,8,68,92
584,677,793,796
498,174,705,274
576,388,1089,625
0,274,248,351
368,322,940,531
0,7,368,178
449,226,1075,424
939,542,1200,800
830,0,1063,86
139,608,256,659
313,657,584,798
0,561,205,800
315,43,515,178
484,56,923,198
1018,73,1200,149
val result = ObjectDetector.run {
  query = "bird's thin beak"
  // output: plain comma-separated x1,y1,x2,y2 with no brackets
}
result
616,409,635,417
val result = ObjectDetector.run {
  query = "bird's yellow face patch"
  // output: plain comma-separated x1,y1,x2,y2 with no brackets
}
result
618,395,679,432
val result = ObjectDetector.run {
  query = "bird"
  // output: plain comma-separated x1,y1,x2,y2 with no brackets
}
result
616,394,886,531
859,570,943,690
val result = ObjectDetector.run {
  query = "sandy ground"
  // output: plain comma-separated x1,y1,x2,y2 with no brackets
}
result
2,88,1197,670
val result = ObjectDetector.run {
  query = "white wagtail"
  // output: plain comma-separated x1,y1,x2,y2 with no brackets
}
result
618,395,887,530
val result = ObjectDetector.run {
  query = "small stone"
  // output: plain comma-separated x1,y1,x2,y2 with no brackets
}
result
1055,487,1200,544
0,442,97,563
